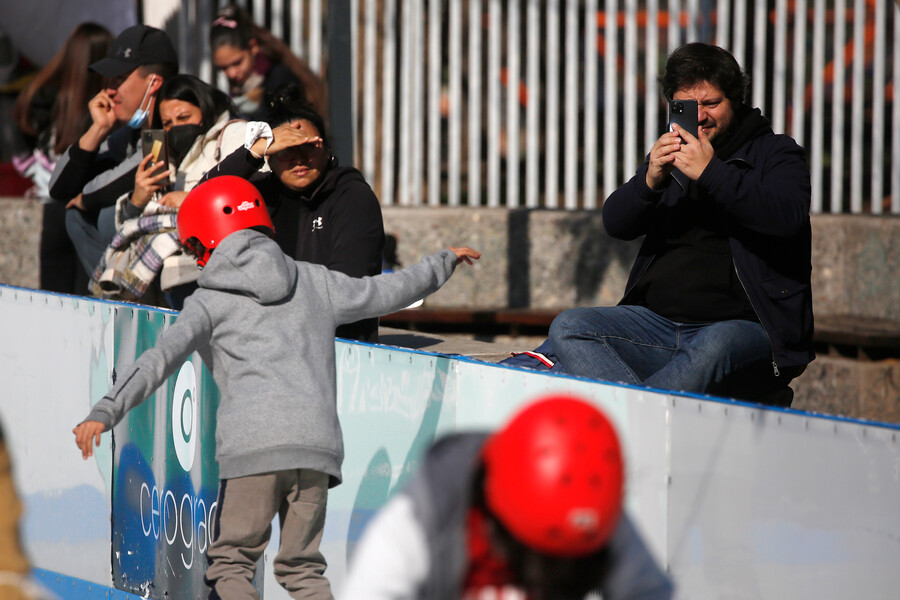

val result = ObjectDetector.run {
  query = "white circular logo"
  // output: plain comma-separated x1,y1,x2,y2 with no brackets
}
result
172,362,199,472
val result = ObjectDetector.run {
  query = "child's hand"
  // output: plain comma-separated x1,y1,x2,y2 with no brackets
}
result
449,247,481,265
73,421,106,460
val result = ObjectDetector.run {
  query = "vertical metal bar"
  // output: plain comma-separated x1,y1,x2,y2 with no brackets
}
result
668,0,681,56
411,0,426,206
849,0,864,213
790,0,807,145
487,0,502,207
603,0,618,199
253,0,265,30
291,0,304,60
468,0,483,206
771,0,787,133
427,0,442,206
732,0,746,69
351,0,360,167
506,0,521,207
685,0,698,42
830,0,846,214
328,0,356,167
362,0,377,184
622,0,638,179
177,3,191,78
892,2,900,214
716,0,730,49
310,0,323,73
399,0,414,205
584,0,599,209
870,0,885,214
751,1,766,112
525,0,541,207
448,0,463,206
645,0,659,156
199,0,214,83
381,0,398,205
564,0,579,209
544,0,560,208
271,0,284,40
810,0,826,213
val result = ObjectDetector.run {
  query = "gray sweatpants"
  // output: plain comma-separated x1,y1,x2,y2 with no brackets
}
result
206,469,333,600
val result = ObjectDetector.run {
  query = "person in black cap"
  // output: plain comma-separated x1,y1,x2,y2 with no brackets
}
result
48,24,179,283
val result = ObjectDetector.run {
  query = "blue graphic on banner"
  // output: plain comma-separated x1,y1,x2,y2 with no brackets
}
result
110,310,221,598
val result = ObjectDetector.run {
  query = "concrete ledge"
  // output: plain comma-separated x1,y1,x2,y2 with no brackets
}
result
0,197,40,290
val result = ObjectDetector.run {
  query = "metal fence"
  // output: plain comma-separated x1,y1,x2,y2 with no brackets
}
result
174,0,899,214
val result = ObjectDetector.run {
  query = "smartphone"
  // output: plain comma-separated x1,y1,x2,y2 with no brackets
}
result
141,129,169,167
668,99,699,140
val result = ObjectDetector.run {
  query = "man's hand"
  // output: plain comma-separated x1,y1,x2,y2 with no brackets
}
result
73,421,106,459
645,130,682,189
670,123,715,181
448,247,481,265
78,91,117,152
66,194,85,211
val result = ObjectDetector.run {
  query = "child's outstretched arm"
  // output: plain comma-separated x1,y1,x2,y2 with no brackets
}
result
70,305,213,460
73,421,106,460
325,247,481,325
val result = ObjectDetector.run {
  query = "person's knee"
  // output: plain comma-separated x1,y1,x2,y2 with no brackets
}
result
549,308,595,342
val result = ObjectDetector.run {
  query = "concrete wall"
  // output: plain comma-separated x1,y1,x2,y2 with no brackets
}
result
381,207,900,320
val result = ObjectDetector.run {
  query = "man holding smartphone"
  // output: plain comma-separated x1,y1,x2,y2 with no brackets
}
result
49,25,178,280
549,43,814,405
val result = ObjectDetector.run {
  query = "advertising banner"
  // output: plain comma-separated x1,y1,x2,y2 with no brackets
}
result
109,307,223,598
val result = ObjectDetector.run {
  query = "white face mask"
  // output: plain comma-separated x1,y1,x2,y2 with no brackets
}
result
127,75,156,129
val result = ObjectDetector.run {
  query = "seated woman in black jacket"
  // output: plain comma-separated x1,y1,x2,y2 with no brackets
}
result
201,83,385,342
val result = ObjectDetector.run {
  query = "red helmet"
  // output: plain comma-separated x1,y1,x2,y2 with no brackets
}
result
177,176,275,267
482,394,624,557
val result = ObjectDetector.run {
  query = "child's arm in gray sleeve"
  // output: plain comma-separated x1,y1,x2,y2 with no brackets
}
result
81,305,213,429
326,250,458,326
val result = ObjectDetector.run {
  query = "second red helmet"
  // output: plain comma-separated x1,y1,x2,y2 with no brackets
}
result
177,176,275,267
481,394,625,557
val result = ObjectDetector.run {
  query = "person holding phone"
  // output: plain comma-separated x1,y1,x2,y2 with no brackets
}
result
90,75,248,309
548,43,814,405
48,25,179,282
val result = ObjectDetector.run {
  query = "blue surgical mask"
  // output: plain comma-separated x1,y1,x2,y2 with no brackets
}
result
127,76,156,129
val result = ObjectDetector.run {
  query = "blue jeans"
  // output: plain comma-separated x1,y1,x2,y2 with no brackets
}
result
549,305,786,398
65,205,117,282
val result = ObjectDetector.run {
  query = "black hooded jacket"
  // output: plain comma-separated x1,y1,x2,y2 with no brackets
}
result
203,149,385,342
603,107,814,372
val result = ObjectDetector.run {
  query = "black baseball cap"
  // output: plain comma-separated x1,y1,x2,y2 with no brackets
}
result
90,25,178,78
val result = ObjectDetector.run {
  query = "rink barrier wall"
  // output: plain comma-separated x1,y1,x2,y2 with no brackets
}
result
1,286,898,599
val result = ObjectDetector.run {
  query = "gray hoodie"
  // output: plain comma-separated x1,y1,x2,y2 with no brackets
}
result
84,229,459,484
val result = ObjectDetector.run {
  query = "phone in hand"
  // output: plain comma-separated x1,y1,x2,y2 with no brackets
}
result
668,99,699,141
141,129,169,168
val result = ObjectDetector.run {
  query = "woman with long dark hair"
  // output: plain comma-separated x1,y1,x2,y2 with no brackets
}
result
90,75,247,309
13,22,113,293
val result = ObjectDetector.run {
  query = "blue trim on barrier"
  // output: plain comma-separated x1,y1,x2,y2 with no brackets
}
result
32,569,146,599
0,284,179,315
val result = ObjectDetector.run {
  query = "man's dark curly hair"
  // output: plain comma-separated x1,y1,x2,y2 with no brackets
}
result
659,43,750,107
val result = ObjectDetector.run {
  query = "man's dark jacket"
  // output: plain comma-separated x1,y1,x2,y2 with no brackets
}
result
602,109,814,372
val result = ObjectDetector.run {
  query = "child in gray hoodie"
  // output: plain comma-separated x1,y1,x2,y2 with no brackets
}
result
73,175,480,600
